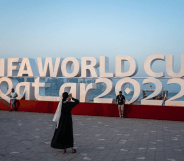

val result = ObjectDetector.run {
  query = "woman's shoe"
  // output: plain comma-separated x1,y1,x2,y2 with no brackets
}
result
62,149,66,154
71,149,76,153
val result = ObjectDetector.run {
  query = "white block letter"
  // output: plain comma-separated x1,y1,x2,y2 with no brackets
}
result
0,77,19,103
100,56,114,78
15,82,35,100
7,58,21,77
59,83,79,99
81,57,99,78
80,83,96,102
165,78,184,106
141,78,164,105
144,54,165,77
0,58,6,77
37,57,61,77
115,56,138,77
32,77,60,101
115,78,141,104
61,57,81,78
17,58,39,77
166,54,184,78
93,78,115,103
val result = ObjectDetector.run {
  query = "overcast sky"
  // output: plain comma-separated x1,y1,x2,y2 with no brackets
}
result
0,0,184,77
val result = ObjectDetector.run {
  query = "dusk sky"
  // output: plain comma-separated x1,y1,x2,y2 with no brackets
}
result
0,0,184,76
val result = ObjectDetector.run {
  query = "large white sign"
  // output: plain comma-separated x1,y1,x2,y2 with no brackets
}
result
0,54,183,106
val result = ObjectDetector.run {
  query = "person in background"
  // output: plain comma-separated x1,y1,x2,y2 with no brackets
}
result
9,88,18,112
116,91,126,118
51,92,79,154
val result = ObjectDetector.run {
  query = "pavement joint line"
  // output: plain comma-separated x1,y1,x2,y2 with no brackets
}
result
1,111,184,160
1,121,59,161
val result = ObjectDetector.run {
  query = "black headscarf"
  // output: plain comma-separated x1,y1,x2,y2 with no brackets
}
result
62,92,69,102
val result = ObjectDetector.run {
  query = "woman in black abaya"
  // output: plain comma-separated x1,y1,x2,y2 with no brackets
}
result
51,92,79,154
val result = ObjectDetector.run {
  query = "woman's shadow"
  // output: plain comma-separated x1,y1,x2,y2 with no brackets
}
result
124,104,132,117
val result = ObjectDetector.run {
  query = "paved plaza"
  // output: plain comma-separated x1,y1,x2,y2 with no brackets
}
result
0,111,184,161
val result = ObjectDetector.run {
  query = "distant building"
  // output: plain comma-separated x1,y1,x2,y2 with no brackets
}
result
15,78,24,82
67,78,78,83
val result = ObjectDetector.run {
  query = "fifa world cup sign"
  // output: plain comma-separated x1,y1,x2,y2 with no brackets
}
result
0,54,184,106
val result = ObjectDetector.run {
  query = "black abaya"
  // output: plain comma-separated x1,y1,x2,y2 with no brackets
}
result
51,98,79,149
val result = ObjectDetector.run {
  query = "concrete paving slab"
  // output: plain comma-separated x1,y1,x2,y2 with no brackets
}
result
1,111,184,161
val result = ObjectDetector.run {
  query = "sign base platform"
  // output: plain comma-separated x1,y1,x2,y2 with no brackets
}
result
0,100,184,121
